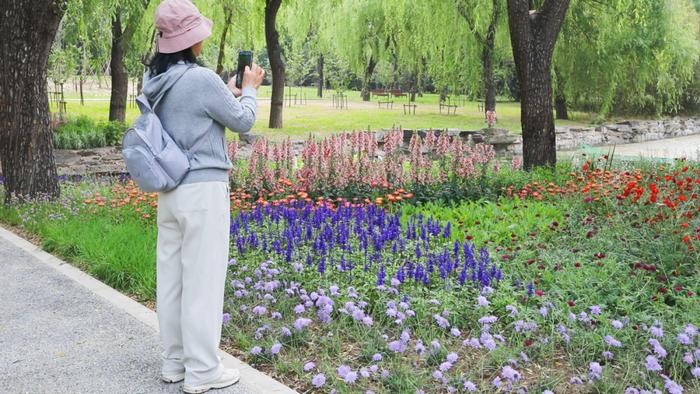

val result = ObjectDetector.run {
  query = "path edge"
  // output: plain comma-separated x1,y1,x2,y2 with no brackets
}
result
0,225,297,394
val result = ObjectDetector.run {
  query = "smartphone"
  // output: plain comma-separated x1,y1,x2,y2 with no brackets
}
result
235,51,253,89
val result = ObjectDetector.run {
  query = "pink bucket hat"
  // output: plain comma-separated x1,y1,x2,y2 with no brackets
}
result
155,0,213,54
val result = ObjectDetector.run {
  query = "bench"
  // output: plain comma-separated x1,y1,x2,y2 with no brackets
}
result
378,100,394,109
371,89,389,99
391,89,407,98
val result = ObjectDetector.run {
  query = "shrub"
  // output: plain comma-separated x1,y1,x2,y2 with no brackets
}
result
53,116,128,149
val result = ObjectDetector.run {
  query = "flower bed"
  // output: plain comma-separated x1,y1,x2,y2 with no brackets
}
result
0,153,698,393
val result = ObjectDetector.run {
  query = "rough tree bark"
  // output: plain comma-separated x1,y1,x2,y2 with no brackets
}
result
266,0,285,128
109,14,128,122
317,54,324,98
0,0,65,203
483,0,500,114
108,1,150,122
215,5,234,76
361,56,377,101
507,0,570,169
554,66,569,119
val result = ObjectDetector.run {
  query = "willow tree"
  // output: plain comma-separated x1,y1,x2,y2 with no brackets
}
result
507,0,570,169
456,0,507,115
554,0,700,119
0,0,66,202
107,0,151,122
329,0,392,101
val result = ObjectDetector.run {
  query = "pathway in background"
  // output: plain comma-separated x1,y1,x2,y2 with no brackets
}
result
561,133,700,160
0,227,295,394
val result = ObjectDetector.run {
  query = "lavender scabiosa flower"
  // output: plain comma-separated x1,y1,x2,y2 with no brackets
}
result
479,315,498,324
590,305,602,315
222,313,231,325
604,335,622,347
589,362,602,381
451,327,461,337
612,320,624,329
677,333,692,345
477,296,490,307
311,373,325,388
344,371,358,384
337,365,352,379
446,352,458,363
250,346,262,355
269,343,282,355
293,304,305,314
650,325,664,338
691,367,700,378
303,362,315,372
434,314,450,328
649,338,667,358
502,365,521,381
372,353,383,362
293,317,312,331
569,376,584,384
388,340,406,353
463,380,477,392
439,362,453,372
683,352,694,364
602,351,614,360
645,355,662,372
360,368,370,378
432,370,443,380
506,305,518,317
662,375,684,394
685,324,698,338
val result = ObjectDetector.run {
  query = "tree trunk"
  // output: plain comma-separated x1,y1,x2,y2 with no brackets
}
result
265,0,285,129
507,0,570,169
361,56,377,101
554,67,568,119
216,7,233,76
109,14,128,122
317,54,324,98
0,0,64,203
483,0,500,114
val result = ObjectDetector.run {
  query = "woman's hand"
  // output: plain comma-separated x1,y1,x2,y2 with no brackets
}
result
227,77,242,97
242,64,265,90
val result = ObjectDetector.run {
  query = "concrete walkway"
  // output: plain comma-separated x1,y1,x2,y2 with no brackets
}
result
0,227,296,394
561,133,700,160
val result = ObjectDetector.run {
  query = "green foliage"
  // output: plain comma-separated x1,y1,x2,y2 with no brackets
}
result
53,115,127,149
555,0,700,117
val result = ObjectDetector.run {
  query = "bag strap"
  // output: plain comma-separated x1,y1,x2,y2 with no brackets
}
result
152,64,196,111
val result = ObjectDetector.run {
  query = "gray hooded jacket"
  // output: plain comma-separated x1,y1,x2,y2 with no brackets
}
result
142,62,257,185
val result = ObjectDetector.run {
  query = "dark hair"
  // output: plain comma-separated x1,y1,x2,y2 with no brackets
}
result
147,47,200,76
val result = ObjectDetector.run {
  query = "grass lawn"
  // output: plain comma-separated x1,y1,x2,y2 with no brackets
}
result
51,85,593,141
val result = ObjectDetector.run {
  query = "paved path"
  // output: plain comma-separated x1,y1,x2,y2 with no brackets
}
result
561,133,700,160
0,227,295,394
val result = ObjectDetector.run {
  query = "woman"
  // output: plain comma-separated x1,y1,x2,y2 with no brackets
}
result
143,0,265,392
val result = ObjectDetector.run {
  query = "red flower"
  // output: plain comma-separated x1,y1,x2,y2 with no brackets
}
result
524,339,534,347
535,290,544,296
567,300,575,307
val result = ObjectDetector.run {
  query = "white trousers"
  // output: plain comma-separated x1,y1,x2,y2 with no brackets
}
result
156,182,230,386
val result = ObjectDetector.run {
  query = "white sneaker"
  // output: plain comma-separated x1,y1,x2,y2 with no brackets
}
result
183,368,240,393
161,371,185,383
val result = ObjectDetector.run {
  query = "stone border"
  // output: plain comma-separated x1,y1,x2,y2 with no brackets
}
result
0,225,297,394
